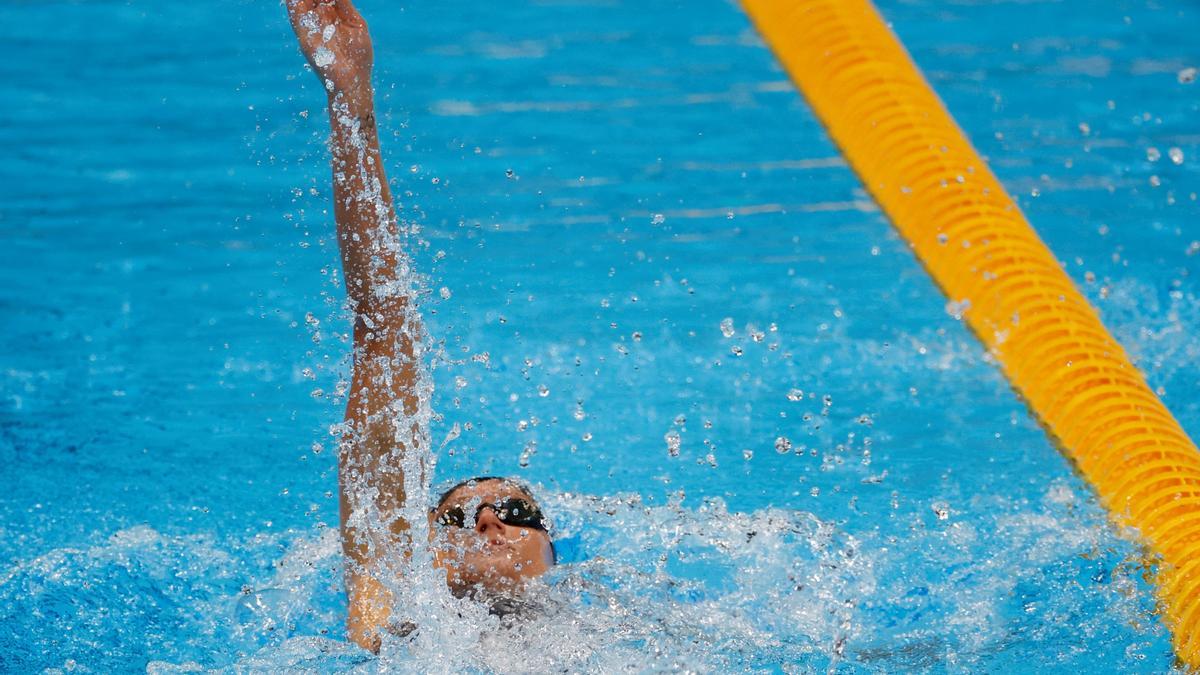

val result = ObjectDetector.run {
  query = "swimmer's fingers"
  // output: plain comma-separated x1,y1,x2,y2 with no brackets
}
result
285,0,315,34
285,0,314,16
286,0,342,58
285,0,322,54
286,0,339,31
333,0,366,28
308,0,339,35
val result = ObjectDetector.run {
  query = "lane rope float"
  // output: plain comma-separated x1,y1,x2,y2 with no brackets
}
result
740,0,1200,663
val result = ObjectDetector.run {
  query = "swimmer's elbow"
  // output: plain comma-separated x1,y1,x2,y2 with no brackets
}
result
349,288,409,323
350,293,417,343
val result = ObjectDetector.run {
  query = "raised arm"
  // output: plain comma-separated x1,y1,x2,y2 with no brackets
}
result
285,0,423,651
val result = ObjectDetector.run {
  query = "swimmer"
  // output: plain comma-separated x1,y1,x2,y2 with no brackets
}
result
285,0,556,651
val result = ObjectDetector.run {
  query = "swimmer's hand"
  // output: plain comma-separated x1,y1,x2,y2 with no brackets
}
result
285,0,374,110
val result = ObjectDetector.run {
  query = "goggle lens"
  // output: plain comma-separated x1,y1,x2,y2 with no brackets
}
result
436,497,547,531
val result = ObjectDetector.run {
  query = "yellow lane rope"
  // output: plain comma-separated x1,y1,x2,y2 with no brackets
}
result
740,0,1200,662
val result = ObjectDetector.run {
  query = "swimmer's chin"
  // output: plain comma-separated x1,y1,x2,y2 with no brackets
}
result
443,558,533,596
445,570,523,598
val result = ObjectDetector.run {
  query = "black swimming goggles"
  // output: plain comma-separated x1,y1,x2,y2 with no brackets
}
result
435,497,549,532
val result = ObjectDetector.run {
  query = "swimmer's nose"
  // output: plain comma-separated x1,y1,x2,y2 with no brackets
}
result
474,506,508,540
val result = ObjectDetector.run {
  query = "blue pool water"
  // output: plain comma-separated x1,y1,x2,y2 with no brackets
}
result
1,0,1198,671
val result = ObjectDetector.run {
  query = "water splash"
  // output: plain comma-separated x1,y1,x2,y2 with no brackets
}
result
312,47,334,69
0,480,1167,672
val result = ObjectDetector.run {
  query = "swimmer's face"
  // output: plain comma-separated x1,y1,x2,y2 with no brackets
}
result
429,479,554,596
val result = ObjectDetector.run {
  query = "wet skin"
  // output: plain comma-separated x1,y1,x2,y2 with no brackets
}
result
429,479,555,596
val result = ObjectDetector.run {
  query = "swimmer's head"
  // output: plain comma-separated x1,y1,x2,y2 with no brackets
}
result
428,476,555,597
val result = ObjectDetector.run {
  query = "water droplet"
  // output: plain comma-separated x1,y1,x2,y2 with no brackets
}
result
439,287,452,299
651,213,665,225
311,442,324,455
1186,241,1200,256
313,47,334,68
1179,67,1197,84
932,502,950,520
945,298,971,320
861,470,887,485
631,331,643,342
674,414,686,426
937,233,949,245
730,345,744,357
1169,147,1184,165
774,436,792,454
787,388,804,401
1146,147,1161,162
310,388,324,399
1029,187,1040,197
719,317,735,338
1150,175,1161,187
454,375,468,389
742,449,753,460
1078,122,1090,136
538,384,550,397
582,432,593,442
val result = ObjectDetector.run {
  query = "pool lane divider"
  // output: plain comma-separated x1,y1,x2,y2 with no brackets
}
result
741,0,1200,663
